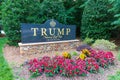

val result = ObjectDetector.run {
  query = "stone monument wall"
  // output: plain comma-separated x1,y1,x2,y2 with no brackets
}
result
19,40,80,55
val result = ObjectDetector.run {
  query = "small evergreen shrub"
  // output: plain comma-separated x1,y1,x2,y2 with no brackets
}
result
83,37,94,45
92,39,117,50
71,51,78,56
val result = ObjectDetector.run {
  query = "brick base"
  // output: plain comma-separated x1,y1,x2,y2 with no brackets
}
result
18,39,80,55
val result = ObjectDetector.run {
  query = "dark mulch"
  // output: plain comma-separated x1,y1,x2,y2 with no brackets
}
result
0,34,5,37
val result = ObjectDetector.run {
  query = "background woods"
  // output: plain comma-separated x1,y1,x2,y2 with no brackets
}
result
0,0,120,45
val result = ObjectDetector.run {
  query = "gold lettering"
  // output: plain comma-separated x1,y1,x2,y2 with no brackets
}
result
66,28,71,35
41,28,47,36
49,28,55,35
31,28,38,36
58,28,64,35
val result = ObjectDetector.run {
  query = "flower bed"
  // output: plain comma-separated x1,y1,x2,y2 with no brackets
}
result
27,48,115,77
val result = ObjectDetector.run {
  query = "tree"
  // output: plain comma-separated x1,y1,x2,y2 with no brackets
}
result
110,0,120,38
63,0,86,36
110,0,120,26
81,0,114,40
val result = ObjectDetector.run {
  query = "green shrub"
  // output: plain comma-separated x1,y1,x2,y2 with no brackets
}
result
81,0,114,39
83,37,94,45
2,0,73,46
92,39,117,50
71,51,78,56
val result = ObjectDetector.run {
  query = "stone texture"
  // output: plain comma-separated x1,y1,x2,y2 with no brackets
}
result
19,40,80,55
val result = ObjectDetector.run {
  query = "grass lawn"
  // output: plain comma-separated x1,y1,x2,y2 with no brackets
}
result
0,37,14,80
108,71,120,80
108,49,120,80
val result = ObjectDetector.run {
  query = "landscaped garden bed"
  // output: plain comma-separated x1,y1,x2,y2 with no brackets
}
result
3,43,120,80
2,36,120,80
1,0,120,80
27,47,115,77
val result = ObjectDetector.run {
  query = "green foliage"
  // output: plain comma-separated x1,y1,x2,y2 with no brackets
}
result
63,0,85,36
0,37,7,53
109,0,120,38
71,51,78,56
0,37,13,80
83,37,94,45
63,0,85,24
31,69,42,78
38,0,71,24
110,0,120,26
81,0,114,39
0,1,2,19
117,51,120,61
0,1,3,29
92,39,117,50
108,71,120,80
2,0,23,46
2,0,118,46
2,0,73,46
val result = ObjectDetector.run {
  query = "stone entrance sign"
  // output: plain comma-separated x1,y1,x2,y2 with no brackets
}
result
19,19,79,55
21,19,76,43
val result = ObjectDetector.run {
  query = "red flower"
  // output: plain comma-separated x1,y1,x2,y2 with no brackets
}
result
38,68,42,73
104,52,114,59
85,57,99,72
87,66,91,71
94,64,99,70
27,51,115,77
60,70,63,73
33,58,39,63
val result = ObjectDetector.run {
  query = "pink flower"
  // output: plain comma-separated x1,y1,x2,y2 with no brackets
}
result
87,66,91,71
60,70,63,73
33,58,38,63
38,68,42,72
